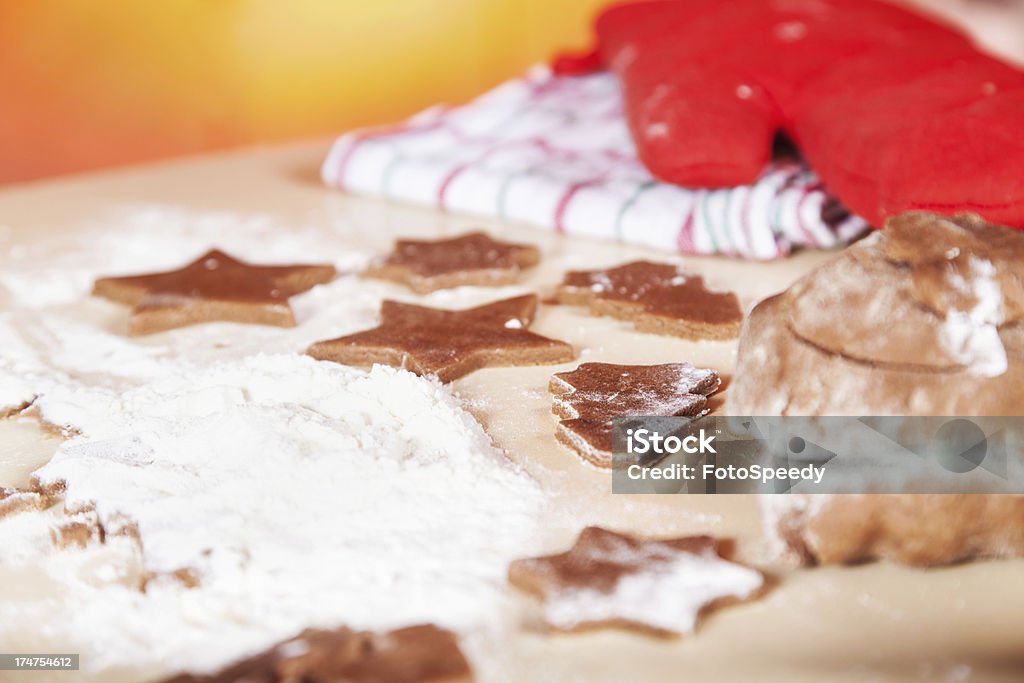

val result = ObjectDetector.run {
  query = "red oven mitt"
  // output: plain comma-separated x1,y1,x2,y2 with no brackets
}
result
574,0,1024,228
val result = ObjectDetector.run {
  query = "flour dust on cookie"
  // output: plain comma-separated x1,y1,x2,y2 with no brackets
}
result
556,261,743,340
93,248,337,335
365,231,540,293
509,526,765,636
550,362,720,468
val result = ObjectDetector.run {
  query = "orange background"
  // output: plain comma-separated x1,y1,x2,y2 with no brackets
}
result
3,1,1021,186
0,0,607,184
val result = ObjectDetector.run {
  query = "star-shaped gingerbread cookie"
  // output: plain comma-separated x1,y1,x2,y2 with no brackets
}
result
307,294,574,382
365,231,540,293
161,624,472,683
550,362,720,468
555,261,743,340
509,526,764,637
93,249,336,335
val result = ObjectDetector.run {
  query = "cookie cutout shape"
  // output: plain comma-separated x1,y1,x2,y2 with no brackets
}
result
550,362,720,468
308,294,574,382
365,231,540,293
556,261,742,340
94,249,336,335
161,624,472,683
509,526,764,637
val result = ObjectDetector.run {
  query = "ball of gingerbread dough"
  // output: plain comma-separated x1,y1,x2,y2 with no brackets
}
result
729,212,1024,565
729,212,1024,415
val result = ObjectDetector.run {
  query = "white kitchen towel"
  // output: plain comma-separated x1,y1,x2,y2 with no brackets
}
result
321,67,867,259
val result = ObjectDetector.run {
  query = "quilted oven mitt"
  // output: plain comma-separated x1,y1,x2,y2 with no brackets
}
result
561,0,1024,228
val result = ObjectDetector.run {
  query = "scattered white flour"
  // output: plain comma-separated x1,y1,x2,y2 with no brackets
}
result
758,494,830,562
7,359,544,675
938,256,1007,377
543,540,763,635
0,204,371,310
0,366,35,413
0,206,547,678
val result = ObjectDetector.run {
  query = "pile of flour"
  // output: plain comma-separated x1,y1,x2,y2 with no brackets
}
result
0,207,546,678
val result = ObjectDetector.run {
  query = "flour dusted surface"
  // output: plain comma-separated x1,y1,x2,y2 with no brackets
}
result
7,359,543,674
0,207,546,678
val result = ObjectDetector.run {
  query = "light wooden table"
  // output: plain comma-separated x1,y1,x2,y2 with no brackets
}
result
1,141,1022,682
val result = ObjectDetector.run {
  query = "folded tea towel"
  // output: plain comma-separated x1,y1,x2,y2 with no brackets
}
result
322,67,866,259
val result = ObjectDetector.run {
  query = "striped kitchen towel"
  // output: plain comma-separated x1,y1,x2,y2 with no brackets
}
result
321,67,867,259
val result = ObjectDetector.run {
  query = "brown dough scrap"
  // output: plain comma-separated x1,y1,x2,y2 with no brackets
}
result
365,231,540,293
51,509,105,549
728,211,1024,565
0,399,33,420
550,362,720,468
93,249,336,335
556,261,743,340
161,624,473,683
0,480,63,519
0,487,50,517
49,504,141,550
508,526,765,637
308,295,574,382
